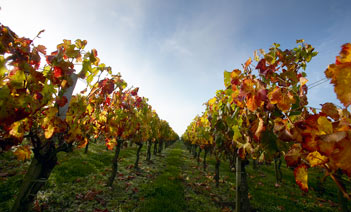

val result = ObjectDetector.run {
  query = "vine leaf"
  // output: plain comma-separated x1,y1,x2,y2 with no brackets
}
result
321,103,340,120
294,164,308,192
285,144,301,167
306,151,328,167
13,146,31,161
317,116,333,135
325,43,351,107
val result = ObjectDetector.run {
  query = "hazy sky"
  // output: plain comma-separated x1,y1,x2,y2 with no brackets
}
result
1,0,350,135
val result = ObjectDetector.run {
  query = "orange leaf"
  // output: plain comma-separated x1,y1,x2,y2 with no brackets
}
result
37,45,47,55
277,91,295,112
321,103,340,121
254,117,265,140
244,57,252,69
329,136,351,176
285,144,302,167
268,87,281,105
268,87,295,112
294,164,308,192
78,138,88,148
325,43,351,107
247,95,258,112
241,78,255,95
302,135,318,152
318,132,346,156
336,43,351,64
13,146,31,161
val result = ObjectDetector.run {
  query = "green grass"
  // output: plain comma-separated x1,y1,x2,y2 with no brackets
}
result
1,141,350,211
0,150,30,211
197,144,348,212
136,143,186,212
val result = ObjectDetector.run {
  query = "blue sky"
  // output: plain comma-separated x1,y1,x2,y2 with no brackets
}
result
1,0,350,135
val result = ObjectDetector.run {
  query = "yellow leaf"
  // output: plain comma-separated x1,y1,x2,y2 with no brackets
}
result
208,97,217,106
317,116,333,135
87,104,94,114
45,124,55,139
294,164,308,192
13,146,31,161
299,77,308,86
254,50,259,62
9,121,24,139
306,151,328,167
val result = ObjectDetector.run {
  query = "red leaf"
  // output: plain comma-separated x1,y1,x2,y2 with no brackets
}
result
105,96,111,105
131,87,139,96
54,67,63,78
92,49,98,57
256,59,267,74
56,96,68,107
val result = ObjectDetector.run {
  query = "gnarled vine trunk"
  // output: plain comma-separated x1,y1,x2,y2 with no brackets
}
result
12,135,72,212
158,140,163,153
84,140,90,154
107,140,123,187
146,140,152,161
235,157,250,212
214,158,220,187
12,144,57,212
203,148,208,171
197,148,202,166
153,141,158,155
134,143,143,169
274,155,282,184
193,145,198,159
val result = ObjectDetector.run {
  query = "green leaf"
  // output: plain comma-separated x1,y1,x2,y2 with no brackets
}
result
232,125,242,142
75,39,87,49
264,53,276,64
296,39,305,43
86,73,94,85
0,56,6,79
261,129,278,157
9,70,26,88
65,45,80,58
82,60,92,73
224,71,231,88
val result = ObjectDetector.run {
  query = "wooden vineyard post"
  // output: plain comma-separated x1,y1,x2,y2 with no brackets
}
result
58,74,78,120
236,156,241,212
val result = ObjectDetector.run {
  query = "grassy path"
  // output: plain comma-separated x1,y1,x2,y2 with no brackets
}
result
137,142,235,212
136,142,187,212
1,140,347,211
138,141,344,212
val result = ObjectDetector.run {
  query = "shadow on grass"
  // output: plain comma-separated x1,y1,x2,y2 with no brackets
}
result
136,143,186,212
